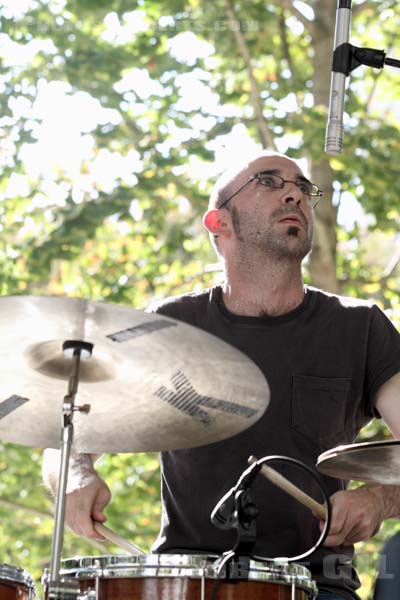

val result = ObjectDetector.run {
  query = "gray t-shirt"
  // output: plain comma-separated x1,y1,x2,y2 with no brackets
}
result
151,286,400,599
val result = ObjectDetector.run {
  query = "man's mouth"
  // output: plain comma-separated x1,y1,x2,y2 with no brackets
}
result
278,214,304,226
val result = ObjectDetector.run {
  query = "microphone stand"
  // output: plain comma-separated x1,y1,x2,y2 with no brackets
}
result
212,461,261,580
223,487,258,579
325,0,400,155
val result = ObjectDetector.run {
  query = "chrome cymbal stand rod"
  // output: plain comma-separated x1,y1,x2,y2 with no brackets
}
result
49,340,93,584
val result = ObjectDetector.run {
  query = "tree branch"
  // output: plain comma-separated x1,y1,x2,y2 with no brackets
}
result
276,0,313,32
279,10,295,76
382,241,400,278
0,498,107,551
352,1,375,18
338,262,400,294
0,498,53,519
365,69,383,114
366,37,396,114
223,0,278,150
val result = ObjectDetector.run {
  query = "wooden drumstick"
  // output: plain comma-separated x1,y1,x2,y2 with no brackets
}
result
93,521,146,555
248,456,327,520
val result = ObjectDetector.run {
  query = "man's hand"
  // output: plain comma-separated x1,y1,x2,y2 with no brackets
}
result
42,449,112,540
321,486,386,547
65,475,112,540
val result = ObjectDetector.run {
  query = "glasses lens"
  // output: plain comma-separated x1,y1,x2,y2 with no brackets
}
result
297,181,313,195
257,173,322,198
258,174,284,188
298,182,323,196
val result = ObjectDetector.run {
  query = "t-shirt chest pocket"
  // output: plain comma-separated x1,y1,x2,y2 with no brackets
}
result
291,374,352,451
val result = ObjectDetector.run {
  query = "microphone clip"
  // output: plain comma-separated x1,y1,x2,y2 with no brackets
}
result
211,460,261,558
333,42,398,76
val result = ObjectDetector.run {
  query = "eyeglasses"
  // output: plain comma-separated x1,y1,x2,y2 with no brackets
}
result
218,172,324,210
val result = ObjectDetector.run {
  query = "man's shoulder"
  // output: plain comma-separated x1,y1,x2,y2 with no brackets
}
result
308,286,374,311
147,287,215,324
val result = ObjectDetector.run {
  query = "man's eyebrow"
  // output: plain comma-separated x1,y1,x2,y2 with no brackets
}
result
257,169,311,183
296,174,312,184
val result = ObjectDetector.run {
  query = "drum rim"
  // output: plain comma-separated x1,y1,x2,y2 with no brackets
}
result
53,554,317,593
0,563,35,588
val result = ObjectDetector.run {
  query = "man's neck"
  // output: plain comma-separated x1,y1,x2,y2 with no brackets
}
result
222,256,305,317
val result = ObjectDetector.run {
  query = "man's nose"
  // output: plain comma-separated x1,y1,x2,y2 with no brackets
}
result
281,181,302,206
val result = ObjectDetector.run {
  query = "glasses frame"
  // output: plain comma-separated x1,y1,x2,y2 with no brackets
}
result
218,172,324,211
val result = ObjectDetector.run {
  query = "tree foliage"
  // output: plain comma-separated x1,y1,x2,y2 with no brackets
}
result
0,1,399,598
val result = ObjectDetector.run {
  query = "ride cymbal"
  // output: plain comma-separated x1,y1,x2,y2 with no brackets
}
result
0,295,269,453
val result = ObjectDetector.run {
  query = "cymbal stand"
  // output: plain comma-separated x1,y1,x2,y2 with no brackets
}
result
49,340,93,587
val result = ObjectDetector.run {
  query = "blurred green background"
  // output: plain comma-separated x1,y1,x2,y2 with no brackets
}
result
1,1,400,598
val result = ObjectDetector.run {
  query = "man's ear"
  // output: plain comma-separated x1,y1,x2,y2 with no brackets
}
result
203,209,227,235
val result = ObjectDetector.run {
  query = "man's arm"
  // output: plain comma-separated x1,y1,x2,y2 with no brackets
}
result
375,371,400,437
42,449,112,540
322,371,400,547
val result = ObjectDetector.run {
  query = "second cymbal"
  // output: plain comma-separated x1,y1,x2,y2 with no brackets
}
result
317,440,400,485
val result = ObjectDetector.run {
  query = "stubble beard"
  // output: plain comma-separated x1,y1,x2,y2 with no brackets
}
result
262,223,313,261
231,206,313,262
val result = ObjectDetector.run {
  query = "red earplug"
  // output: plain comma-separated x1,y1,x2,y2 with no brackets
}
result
203,209,222,233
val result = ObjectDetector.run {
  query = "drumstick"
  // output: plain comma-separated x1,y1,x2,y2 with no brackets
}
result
93,521,146,555
248,456,327,520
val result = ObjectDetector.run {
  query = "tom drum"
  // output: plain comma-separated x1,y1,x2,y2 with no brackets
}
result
0,564,35,600
43,554,317,599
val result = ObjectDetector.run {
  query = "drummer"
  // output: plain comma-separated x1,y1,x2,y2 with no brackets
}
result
43,151,400,600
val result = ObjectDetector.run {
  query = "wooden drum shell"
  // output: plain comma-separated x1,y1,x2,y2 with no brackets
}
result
44,554,317,599
0,564,35,600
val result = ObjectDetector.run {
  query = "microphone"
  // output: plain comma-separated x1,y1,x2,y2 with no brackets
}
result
210,460,261,530
325,0,353,155
210,485,237,529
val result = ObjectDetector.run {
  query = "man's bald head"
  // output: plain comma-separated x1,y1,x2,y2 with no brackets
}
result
208,150,302,211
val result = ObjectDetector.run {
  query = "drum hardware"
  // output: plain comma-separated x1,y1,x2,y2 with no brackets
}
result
210,458,260,597
247,455,331,562
0,563,36,600
317,440,400,484
43,554,318,600
46,578,84,600
210,454,330,598
246,459,328,600
48,340,94,595
211,459,261,533
211,458,260,597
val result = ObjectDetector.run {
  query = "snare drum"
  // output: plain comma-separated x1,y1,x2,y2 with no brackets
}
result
0,564,35,600
44,554,317,599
